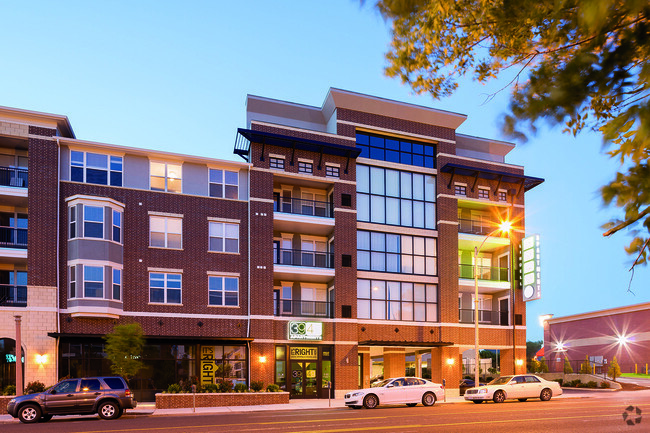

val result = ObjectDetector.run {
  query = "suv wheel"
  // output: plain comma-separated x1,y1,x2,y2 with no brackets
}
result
18,404,42,423
98,401,121,420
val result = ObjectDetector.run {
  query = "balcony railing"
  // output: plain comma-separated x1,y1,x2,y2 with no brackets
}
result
458,264,509,281
459,309,508,326
458,218,498,236
0,227,28,249
274,299,334,318
274,197,333,218
274,248,334,268
0,166,28,188
0,285,27,307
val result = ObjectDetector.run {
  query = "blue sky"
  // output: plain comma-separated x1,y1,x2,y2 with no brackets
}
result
2,1,648,342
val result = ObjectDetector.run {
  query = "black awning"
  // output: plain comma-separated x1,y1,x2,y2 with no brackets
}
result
234,128,361,161
440,162,544,192
48,332,254,342
358,340,453,347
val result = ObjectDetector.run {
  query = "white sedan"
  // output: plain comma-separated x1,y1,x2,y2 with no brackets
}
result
345,377,445,409
464,374,562,403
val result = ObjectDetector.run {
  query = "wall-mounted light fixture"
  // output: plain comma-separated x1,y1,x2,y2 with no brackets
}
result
36,354,48,365
515,359,524,366
259,356,267,363
446,357,455,366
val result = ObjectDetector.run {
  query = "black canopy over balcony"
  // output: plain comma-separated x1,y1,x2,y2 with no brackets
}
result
440,163,544,193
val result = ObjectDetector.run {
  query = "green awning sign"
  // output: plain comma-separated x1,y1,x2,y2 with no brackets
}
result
520,234,541,301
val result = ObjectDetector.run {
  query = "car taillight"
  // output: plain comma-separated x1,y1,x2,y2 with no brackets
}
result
125,389,132,397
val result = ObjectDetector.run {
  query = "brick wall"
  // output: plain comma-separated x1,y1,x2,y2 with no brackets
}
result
155,391,289,409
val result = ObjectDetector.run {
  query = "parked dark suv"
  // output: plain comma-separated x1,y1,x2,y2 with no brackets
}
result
7,376,137,423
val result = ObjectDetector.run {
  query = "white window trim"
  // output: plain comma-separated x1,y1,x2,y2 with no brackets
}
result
208,221,240,254
149,215,183,250
149,160,183,193
148,271,183,305
208,275,240,307
69,149,124,186
208,167,240,199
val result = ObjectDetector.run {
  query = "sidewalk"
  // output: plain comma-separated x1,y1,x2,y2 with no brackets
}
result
0,392,586,422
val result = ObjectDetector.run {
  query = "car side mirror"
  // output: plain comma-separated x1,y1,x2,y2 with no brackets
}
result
386,384,394,388
50,389,57,395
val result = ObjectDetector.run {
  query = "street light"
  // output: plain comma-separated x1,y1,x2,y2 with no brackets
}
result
474,220,511,388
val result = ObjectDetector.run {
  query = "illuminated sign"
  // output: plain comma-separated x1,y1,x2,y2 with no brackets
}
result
290,347,318,360
520,234,541,301
288,321,323,341
200,346,217,386
5,354,24,363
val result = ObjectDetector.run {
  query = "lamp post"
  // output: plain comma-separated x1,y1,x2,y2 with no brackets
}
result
474,221,511,388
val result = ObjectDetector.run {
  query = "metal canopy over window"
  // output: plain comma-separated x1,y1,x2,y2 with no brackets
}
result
440,163,544,193
357,340,453,347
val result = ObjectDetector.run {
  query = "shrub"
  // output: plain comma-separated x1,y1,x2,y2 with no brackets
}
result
234,383,248,393
600,381,610,389
586,381,597,388
608,356,621,381
579,355,592,374
24,380,46,394
529,359,539,373
250,380,264,392
266,384,280,392
563,357,573,374
554,378,563,386
570,379,582,387
3,384,16,396
538,359,549,373
202,383,219,393
217,379,233,393
167,383,182,393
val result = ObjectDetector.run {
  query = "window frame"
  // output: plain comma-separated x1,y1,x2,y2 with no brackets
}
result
149,215,183,249
70,150,123,187
83,205,104,239
83,265,104,299
209,168,239,199
149,272,182,304
357,278,438,322
356,132,436,169
269,157,285,170
112,210,122,243
454,184,467,196
298,161,313,174
478,187,490,200
208,275,239,307
150,161,183,193
325,165,340,178
209,221,239,253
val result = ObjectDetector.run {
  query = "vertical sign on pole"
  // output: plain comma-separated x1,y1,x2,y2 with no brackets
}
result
521,235,541,301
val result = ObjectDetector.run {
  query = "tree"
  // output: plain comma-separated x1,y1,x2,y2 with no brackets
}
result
579,355,593,374
376,0,650,265
538,358,549,373
564,357,574,374
103,323,145,379
608,356,622,381
526,340,543,360
529,358,539,373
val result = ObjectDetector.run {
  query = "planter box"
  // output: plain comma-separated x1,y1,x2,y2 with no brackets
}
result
0,396,11,415
155,392,290,409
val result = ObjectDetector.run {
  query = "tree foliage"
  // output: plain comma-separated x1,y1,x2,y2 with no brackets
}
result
579,355,593,374
563,357,574,374
103,323,145,379
377,0,650,265
526,340,543,360
608,356,622,380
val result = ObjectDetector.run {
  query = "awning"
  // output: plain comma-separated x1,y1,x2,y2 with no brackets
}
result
358,340,453,347
440,162,544,192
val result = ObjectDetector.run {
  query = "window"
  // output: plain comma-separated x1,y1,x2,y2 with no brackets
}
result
357,231,437,275
498,190,507,202
326,165,340,178
149,272,181,304
208,276,239,306
356,165,436,229
150,216,182,249
69,207,76,238
270,157,285,170
112,210,122,243
357,279,437,322
70,151,123,186
209,221,239,253
70,265,76,298
84,265,104,298
298,161,313,174
209,169,239,199
112,268,121,301
454,184,467,196
150,161,182,192
356,132,436,168
84,206,104,238
478,188,490,199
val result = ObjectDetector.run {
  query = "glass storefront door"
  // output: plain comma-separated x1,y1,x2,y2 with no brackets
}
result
290,361,318,397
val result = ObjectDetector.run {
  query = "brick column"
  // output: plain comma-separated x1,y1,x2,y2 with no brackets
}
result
500,347,526,375
358,348,370,388
383,348,405,378
431,346,461,397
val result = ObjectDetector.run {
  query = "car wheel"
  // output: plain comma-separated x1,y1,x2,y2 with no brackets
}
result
39,414,53,422
406,403,417,407
540,388,552,401
518,398,528,402
473,400,484,404
493,390,506,403
18,404,42,424
422,392,436,407
363,394,378,409
98,401,121,420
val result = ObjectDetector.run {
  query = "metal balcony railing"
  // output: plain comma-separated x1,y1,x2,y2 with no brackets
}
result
274,197,333,218
274,299,334,318
458,264,509,281
0,166,28,188
0,227,28,249
459,309,508,325
0,285,27,307
274,248,334,268
458,218,498,236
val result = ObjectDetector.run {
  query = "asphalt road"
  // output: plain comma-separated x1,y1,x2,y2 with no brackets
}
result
3,390,649,433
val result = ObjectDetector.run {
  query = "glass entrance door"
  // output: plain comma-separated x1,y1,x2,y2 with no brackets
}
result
290,361,318,398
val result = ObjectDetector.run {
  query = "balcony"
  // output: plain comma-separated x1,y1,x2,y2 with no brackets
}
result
458,264,509,282
274,248,334,268
458,218,499,236
459,309,509,326
0,284,27,307
273,197,335,237
0,227,28,249
274,196,333,218
274,299,334,318
0,166,28,188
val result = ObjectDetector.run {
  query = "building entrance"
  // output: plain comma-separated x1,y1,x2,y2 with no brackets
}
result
290,361,318,397
276,345,332,399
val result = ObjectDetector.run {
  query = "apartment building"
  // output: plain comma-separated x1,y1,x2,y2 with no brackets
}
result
0,89,542,399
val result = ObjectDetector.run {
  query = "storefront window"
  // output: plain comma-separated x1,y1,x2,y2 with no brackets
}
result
275,346,286,390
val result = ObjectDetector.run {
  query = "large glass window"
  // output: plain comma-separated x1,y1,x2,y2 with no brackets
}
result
150,161,182,193
112,268,121,301
356,132,436,168
71,151,123,186
149,272,182,304
209,169,239,199
209,222,239,253
357,165,436,229
150,216,182,249
112,210,122,243
357,279,438,322
357,231,437,275
84,265,104,298
208,276,239,306
84,206,104,239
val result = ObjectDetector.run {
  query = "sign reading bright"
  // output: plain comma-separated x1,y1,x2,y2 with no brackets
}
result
520,234,541,301
290,347,319,360
288,321,323,341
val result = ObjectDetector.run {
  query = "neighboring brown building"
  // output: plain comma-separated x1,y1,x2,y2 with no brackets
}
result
544,302,650,374
0,89,542,400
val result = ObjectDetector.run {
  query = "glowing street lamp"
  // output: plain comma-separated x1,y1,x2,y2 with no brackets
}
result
474,220,512,387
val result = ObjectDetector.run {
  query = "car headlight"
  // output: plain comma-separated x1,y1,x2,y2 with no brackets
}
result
9,398,16,404
478,389,488,394
351,392,364,397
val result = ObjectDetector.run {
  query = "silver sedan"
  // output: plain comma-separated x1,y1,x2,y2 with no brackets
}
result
464,374,563,403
